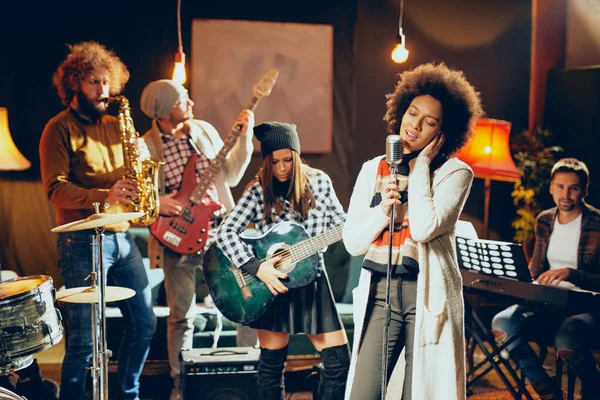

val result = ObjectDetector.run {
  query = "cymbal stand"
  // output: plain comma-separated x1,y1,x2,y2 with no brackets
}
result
90,203,110,400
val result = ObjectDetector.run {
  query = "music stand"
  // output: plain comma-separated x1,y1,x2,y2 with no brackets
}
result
456,236,532,282
457,236,535,400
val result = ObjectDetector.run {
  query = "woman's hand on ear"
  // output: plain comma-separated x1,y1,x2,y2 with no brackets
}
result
420,132,445,160
411,133,445,169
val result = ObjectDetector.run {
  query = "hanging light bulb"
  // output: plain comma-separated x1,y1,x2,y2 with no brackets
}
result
391,0,409,64
391,28,409,64
172,0,186,85
172,46,187,85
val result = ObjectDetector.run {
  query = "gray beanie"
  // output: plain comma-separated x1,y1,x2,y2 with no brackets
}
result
140,79,186,119
254,122,301,159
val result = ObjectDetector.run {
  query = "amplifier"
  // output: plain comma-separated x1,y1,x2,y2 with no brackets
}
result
180,347,260,400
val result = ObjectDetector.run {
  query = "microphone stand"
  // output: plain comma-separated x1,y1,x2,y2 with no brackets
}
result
381,165,397,400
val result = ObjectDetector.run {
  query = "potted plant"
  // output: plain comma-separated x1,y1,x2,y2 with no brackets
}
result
510,127,563,257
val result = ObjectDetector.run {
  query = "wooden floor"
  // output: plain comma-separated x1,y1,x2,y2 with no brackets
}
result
32,339,582,399
468,343,582,399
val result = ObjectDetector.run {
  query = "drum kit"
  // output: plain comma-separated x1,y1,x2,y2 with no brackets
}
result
0,206,143,400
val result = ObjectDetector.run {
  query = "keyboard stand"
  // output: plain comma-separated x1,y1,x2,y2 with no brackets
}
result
464,300,534,400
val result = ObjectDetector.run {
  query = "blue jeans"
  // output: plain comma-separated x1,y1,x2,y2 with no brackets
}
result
492,304,600,389
57,231,157,400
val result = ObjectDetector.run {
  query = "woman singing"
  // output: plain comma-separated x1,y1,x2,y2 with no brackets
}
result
344,62,484,400
216,122,349,400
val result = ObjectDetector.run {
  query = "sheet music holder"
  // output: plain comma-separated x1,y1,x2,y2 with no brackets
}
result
456,236,532,282
457,235,536,400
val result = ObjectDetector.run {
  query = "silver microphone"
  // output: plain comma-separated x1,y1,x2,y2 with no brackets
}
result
385,135,404,168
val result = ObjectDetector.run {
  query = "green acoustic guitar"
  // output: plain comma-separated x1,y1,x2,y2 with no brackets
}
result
203,221,343,324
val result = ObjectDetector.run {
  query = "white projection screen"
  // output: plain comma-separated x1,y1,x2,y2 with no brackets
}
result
190,19,333,153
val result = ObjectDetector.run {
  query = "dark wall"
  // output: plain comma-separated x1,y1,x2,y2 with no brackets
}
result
545,67,600,206
353,0,531,167
0,0,532,240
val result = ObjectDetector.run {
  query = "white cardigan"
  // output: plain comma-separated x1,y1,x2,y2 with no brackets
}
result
343,155,473,400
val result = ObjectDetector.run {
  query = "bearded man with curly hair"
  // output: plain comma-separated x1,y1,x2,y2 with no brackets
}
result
39,41,156,400
343,62,484,400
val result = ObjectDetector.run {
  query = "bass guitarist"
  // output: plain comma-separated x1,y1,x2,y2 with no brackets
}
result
139,79,255,400
215,122,350,400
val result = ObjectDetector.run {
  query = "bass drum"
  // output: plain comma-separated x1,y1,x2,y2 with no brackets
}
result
0,275,63,372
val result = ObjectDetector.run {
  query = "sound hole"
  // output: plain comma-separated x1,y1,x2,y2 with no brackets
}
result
271,248,292,273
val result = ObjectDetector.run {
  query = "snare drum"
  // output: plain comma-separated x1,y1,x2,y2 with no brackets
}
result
0,275,63,371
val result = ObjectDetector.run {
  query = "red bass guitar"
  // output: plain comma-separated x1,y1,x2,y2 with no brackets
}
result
149,69,279,255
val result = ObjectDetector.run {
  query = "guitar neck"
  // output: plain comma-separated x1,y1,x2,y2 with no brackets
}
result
288,226,344,263
190,96,262,203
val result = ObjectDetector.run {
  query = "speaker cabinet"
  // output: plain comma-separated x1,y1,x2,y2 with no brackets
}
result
180,347,260,400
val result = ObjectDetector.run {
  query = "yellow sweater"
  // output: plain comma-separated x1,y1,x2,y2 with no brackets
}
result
39,110,128,232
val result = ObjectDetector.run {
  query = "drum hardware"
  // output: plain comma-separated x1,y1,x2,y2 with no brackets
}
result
40,321,51,338
51,205,143,400
35,292,46,316
0,357,33,377
0,275,63,378
89,240,108,400
0,321,48,336
0,336,10,363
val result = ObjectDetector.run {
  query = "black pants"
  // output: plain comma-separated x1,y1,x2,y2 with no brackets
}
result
350,274,417,400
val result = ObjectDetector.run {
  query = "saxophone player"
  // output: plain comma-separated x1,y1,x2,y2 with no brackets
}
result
139,79,254,400
39,41,157,400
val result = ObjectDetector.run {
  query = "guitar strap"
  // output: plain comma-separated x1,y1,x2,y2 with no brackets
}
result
187,119,216,158
187,128,225,227
188,136,202,156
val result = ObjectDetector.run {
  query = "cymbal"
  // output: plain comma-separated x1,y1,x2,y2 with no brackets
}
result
51,212,145,233
56,286,136,303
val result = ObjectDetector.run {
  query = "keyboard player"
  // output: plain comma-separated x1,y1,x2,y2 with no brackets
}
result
491,158,600,400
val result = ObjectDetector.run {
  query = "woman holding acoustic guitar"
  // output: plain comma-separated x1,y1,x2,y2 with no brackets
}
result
215,122,349,400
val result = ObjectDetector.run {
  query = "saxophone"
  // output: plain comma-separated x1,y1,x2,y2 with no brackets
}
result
112,95,163,226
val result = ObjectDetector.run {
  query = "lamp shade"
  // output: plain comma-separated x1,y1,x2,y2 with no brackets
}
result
0,107,31,171
457,118,520,181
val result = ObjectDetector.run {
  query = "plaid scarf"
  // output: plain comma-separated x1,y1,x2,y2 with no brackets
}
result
362,158,419,277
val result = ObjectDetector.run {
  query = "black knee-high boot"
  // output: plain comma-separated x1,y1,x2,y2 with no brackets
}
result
257,346,288,400
318,344,351,400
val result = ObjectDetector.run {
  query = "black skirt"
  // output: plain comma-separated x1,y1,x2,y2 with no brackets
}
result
249,268,343,335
